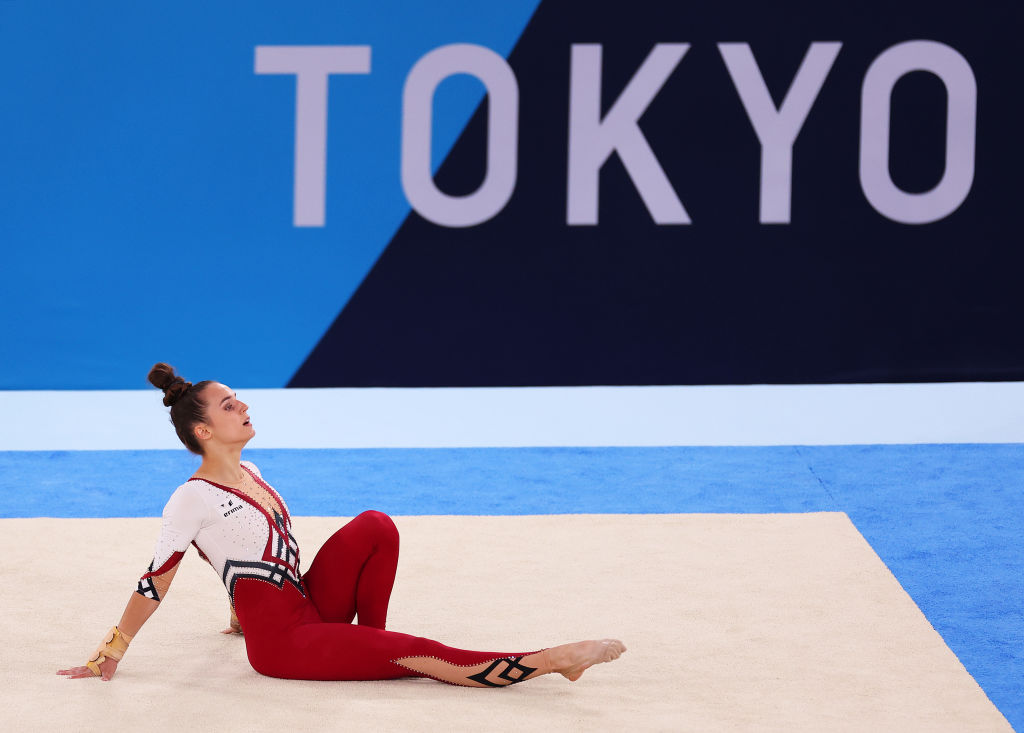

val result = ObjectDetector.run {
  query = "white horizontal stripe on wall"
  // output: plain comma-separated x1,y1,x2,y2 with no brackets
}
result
1,383,1022,450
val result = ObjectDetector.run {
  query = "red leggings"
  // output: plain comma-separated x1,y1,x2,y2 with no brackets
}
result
233,511,542,685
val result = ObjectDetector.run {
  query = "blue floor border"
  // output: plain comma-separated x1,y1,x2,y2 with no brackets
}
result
2,444,1020,728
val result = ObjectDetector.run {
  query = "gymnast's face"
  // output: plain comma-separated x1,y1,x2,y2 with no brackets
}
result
195,382,255,450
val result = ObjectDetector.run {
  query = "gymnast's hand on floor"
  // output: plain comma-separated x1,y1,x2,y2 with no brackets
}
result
220,609,243,635
57,657,118,681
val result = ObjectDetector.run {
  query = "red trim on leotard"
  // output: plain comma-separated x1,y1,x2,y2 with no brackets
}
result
190,476,281,530
240,464,290,525
190,466,287,525
140,550,185,580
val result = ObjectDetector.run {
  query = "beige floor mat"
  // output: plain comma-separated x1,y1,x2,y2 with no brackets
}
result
2,513,1010,732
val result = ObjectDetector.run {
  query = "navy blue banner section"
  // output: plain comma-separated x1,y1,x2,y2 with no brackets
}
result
291,1,1023,386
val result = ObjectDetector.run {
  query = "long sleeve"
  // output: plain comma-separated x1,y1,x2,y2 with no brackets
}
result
136,484,207,602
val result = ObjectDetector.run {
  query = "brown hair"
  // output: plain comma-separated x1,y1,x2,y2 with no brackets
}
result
147,362,214,455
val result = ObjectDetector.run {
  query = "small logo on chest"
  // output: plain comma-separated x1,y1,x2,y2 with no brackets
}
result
221,498,244,518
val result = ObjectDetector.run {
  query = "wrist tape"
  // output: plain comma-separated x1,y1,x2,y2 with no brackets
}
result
86,626,134,676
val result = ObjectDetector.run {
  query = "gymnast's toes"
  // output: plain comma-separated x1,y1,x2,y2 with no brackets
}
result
554,638,626,681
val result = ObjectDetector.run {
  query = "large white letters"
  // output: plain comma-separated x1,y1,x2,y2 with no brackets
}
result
255,45,371,227
719,42,842,224
255,40,978,229
859,40,976,224
567,44,690,225
401,44,519,227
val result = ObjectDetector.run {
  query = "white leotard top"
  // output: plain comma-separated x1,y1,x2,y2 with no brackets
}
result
136,461,303,604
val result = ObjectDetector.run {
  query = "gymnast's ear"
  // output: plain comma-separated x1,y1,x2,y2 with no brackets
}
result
194,423,212,444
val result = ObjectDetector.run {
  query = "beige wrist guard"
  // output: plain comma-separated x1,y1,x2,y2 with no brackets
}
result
86,626,134,676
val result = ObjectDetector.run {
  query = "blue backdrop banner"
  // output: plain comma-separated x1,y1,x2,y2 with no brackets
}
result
1,1,1020,388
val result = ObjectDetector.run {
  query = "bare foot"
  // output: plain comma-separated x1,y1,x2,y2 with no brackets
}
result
547,639,626,681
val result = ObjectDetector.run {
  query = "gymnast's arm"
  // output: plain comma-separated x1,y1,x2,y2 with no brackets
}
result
57,486,201,681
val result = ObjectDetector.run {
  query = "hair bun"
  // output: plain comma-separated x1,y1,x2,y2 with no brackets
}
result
163,377,193,407
147,362,193,407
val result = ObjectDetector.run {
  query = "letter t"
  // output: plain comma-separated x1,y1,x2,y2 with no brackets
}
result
255,46,371,227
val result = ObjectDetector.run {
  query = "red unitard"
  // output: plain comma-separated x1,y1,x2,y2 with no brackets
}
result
137,463,544,686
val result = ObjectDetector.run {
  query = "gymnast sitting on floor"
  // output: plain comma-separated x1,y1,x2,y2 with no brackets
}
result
59,362,625,686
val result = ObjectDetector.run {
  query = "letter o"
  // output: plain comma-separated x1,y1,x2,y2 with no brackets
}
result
401,44,519,227
859,40,977,224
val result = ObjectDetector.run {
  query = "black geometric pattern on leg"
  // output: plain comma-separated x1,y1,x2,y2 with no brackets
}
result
466,656,538,687
135,560,160,601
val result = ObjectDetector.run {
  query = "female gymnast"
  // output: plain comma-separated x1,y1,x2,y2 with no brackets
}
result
58,363,625,686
